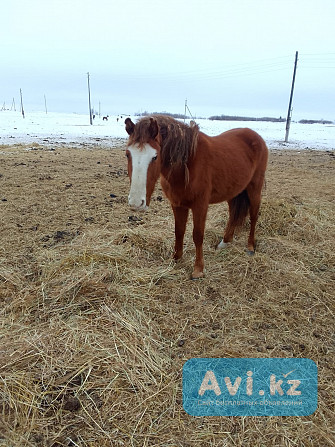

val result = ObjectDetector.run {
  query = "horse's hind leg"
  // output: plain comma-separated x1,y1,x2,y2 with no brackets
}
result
218,191,249,249
220,200,238,246
246,179,263,254
247,200,260,254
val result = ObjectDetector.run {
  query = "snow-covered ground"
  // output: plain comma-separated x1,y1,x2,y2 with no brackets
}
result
0,111,334,151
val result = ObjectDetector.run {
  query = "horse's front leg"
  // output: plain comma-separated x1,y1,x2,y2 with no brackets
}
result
191,204,208,279
172,206,189,260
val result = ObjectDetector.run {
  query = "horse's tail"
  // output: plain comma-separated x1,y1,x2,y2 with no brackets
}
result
229,189,250,228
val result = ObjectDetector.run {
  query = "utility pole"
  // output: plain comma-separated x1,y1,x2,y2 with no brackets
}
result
44,94,48,114
11,98,16,111
285,51,298,142
87,72,93,125
20,89,25,118
184,98,195,122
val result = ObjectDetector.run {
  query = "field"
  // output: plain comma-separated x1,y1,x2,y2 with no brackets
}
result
0,141,334,446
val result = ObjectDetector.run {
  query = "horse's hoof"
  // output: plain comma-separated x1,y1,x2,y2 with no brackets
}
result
173,251,183,261
216,240,229,250
191,271,205,280
246,249,255,256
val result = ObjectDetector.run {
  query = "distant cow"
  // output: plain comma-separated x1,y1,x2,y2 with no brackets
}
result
103,115,109,121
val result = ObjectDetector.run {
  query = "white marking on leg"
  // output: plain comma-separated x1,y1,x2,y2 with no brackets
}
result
128,143,157,211
216,239,229,250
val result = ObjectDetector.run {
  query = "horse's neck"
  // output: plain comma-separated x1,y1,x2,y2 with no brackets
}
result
161,164,188,186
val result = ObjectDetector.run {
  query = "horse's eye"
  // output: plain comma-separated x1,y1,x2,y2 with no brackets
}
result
152,155,158,162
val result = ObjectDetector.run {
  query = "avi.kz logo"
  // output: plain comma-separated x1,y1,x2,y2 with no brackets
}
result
183,358,317,416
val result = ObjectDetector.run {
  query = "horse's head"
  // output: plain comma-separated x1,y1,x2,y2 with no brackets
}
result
125,117,161,211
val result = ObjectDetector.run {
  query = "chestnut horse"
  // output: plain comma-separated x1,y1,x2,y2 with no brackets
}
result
125,115,268,279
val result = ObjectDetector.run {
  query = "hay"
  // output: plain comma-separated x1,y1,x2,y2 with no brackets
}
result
0,144,334,446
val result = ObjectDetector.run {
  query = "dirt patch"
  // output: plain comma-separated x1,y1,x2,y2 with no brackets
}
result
0,144,334,446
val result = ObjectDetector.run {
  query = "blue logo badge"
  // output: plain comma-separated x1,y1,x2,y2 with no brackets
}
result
183,358,317,416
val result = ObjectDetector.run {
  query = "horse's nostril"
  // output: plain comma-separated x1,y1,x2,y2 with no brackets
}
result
141,200,145,207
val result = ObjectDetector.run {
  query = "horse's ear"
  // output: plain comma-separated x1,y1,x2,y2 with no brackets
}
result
125,118,135,135
149,117,159,139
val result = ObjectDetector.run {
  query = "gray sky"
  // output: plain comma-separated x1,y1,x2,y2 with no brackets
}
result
1,0,335,120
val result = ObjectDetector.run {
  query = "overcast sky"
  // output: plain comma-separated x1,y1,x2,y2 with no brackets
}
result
1,0,335,120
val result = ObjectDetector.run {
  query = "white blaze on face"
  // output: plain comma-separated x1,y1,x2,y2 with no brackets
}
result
128,143,157,210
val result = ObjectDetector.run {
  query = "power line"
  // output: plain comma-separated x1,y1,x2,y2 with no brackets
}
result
106,53,335,84
108,62,293,83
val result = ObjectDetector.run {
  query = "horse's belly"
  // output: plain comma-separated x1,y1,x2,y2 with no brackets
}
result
209,192,227,204
209,183,238,204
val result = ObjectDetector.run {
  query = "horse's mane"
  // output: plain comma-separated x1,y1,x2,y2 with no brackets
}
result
129,115,199,168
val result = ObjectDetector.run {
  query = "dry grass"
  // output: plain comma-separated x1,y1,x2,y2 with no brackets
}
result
0,143,334,446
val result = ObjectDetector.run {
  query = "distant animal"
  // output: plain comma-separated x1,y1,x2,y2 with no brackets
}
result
125,115,268,279
103,115,109,121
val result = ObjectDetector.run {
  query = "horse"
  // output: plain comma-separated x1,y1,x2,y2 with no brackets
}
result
124,115,268,279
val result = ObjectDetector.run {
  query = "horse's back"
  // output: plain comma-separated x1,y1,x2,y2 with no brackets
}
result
214,127,267,154
208,127,268,170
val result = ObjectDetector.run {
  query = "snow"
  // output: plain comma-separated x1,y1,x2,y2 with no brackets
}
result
0,111,334,151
